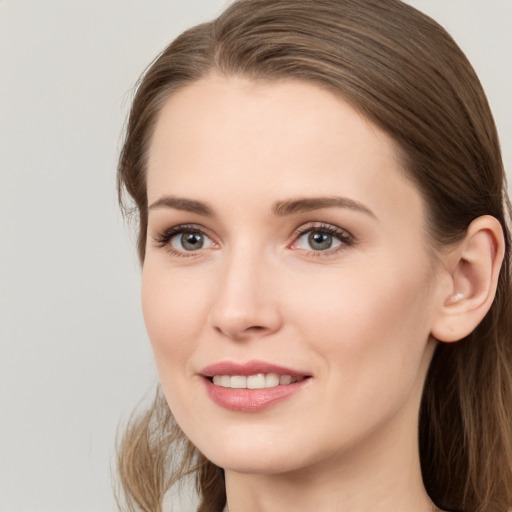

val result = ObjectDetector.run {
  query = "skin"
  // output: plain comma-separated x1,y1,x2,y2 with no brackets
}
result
142,75,449,512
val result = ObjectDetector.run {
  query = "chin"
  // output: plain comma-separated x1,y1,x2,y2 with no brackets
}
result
210,452,305,476
194,431,311,475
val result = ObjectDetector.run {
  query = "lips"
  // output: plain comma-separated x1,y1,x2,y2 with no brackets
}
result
201,360,309,378
200,360,311,412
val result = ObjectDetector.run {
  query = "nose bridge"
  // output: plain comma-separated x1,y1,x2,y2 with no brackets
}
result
209,240,281,340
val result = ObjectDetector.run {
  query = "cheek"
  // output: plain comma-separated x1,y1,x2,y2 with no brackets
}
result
284,265,435,442
140,263,218,427
141,264,209,367
285,256,435,380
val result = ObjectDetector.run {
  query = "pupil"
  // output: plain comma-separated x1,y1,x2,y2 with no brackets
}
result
182,233,203,251
309,231,332,250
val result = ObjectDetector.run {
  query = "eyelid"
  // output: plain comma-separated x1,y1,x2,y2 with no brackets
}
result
290,222,355,254
152,223,217,257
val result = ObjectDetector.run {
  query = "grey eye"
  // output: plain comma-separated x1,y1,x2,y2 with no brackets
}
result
295,228,344,252
171,232,209,251
308,231,333,250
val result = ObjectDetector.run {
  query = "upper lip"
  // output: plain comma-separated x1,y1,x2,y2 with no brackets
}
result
201,360,310,378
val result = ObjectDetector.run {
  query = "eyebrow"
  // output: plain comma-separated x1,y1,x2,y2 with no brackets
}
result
148,194,375,219
148,196,214,216
272,196,376,218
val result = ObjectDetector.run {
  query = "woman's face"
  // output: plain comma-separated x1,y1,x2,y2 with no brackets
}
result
142,76,443,475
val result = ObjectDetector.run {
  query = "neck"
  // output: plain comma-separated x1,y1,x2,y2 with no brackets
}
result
225,446,433,512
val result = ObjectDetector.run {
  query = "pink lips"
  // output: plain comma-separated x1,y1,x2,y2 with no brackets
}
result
201,360,311,412
201,360,308,378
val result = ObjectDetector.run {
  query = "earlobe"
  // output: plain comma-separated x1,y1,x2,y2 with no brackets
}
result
431,215,505,343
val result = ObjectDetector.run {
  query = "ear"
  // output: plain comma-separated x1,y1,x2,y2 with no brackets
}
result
431,215,505,343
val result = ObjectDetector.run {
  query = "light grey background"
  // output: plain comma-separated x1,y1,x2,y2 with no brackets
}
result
0,1,510,511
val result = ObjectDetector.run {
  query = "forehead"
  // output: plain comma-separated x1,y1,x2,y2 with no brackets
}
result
146,75,424,227
148,76,391,171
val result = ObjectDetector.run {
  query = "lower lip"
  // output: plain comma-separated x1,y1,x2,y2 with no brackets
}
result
204,378,309,412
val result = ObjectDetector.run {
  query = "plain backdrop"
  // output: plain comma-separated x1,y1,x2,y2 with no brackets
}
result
0,1,510,511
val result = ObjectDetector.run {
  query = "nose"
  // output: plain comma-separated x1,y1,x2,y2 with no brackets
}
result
208,247,283,341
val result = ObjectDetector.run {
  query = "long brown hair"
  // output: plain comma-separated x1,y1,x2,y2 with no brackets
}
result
116,1,512,511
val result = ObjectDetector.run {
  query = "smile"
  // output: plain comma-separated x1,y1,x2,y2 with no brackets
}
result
212,373,306,389
201,361,312,411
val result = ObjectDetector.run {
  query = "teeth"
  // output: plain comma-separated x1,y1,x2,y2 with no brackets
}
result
279,375,292,385
247,374,265,389
212,373,302,389
214,375,231,387
231,376,247,389
265,373,280,387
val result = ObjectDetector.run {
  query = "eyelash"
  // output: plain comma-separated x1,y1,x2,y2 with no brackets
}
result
292,223,354,256
153,224,212,258
153,222,354,258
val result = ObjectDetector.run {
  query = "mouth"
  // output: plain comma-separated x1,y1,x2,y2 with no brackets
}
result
200,361,312,412
210,373,307,389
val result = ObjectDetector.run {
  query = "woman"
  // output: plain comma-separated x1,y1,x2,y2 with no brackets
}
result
116,1,512,511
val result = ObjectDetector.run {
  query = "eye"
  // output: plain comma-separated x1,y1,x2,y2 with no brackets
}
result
171,231,209,251
296,230,341,251
292,224,353,253
303,231,339,251
154,225,215,256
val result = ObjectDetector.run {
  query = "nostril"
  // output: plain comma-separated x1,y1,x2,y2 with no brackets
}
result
214,323,272,340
